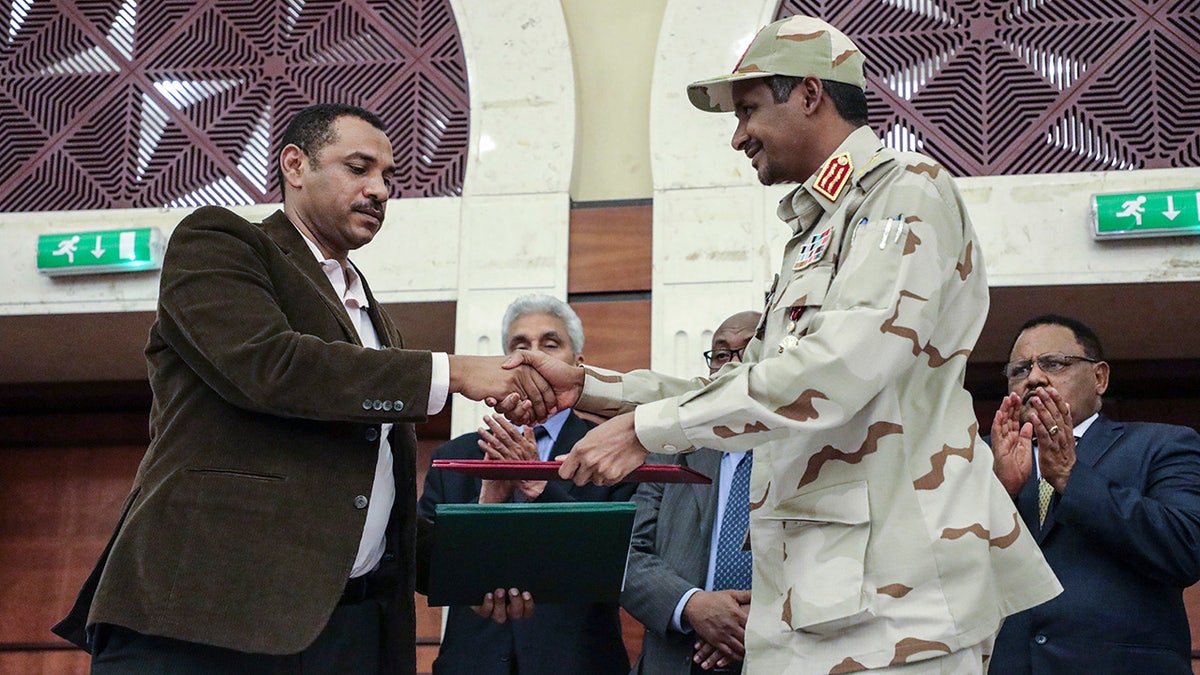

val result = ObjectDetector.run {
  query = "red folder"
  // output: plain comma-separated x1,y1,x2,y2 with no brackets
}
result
432,459,711,484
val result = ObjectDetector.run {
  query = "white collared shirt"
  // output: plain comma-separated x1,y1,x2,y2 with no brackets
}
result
295,229,449,577
530,407,572,461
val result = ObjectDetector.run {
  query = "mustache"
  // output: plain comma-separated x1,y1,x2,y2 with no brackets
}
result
352,198,384,215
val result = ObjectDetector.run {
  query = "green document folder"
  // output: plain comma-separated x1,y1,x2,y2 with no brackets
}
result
426,501,637,606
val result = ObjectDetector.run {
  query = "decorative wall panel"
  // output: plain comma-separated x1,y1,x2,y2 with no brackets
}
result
0,0,469,211
776,0,1200,175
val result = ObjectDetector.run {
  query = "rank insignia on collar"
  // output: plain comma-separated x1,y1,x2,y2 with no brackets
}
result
813,152,853,202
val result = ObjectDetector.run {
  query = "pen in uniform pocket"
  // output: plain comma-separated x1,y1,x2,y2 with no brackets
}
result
852,217,868,243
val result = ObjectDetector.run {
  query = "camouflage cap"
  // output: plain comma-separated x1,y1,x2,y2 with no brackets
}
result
687,15,866,113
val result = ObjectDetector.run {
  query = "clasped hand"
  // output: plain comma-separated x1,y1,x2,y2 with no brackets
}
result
450,354,562,423
684,589,751,670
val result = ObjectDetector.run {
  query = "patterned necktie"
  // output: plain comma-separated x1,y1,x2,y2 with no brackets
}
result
1037,477,1053,526
713,452,753,591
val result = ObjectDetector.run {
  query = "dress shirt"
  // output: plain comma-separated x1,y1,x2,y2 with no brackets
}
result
532,407,571,461
671,450,751,632
297,229,448,577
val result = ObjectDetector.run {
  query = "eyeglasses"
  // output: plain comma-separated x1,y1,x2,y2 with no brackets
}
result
1003,352,1100,380
704,347,745,369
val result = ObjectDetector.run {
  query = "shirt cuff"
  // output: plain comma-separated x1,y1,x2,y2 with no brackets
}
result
427,352,449,415
672,587,702,633
577,366,629,417
633,398,694,455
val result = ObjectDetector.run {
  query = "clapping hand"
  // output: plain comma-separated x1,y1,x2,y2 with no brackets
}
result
991,392,1033,496
477,414,546,501
1026,386,1076,492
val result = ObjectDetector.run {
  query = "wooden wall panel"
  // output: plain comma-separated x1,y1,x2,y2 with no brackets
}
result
572,300,652,374
0,650,90,674
0,445,145,672
568,204,652,294
0,446,144,642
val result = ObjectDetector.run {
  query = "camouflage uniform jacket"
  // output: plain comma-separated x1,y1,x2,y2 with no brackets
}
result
577,126,1061,673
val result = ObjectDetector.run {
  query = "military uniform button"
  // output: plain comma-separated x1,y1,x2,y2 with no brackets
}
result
1034,634,1047,645
365,427,379,442
372,399,384,410
394,400,404,412
362,399,373,410
354,495,369,509
382,400,393,411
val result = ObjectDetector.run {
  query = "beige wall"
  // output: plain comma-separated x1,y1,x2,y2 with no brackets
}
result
561,0,668,202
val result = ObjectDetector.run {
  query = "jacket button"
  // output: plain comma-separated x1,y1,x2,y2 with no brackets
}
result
362,399,372,410
365,427,379,442
372,399,384,411
393,400,404,412
382,400,393,411
354,495,368,509
1034,634,1047,645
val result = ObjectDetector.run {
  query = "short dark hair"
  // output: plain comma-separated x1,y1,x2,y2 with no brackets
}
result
1013,314,1105,361
276,103,387,194
767,75,868,126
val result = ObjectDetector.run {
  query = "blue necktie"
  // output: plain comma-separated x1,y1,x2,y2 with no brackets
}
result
713,452,753,591
533,425,550,461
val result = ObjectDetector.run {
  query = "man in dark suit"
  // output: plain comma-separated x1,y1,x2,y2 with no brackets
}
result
621,311,761,675
418,294,634,675
52,103,549,673
989,314,1200,673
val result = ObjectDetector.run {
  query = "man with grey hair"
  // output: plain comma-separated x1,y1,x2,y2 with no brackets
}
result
418,293,633,674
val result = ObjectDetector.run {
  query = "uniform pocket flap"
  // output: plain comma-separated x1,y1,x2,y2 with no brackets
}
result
767,479,869,525
777,264,834,310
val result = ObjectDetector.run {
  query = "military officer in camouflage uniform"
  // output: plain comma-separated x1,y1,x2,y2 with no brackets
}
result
501,15,1061,673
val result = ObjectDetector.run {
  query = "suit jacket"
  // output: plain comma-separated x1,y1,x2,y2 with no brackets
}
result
52,207,435,673
991,415,1200,674
573,128,1061,672
417,410,634,675
622,449,723,674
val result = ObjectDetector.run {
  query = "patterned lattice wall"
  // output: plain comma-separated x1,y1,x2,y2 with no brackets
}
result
0,0,469,212
777,0,1200,176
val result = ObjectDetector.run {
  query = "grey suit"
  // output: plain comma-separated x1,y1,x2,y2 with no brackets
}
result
622,449,724,674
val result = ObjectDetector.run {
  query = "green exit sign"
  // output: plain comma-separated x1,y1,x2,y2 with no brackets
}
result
1092,188,1200,240
38,228,164,276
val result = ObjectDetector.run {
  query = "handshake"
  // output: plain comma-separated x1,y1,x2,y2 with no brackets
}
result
447,351,649,486
448,350,584,426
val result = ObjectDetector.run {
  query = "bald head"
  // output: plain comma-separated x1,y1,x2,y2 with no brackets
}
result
716,312,761,341
709,311,762,375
